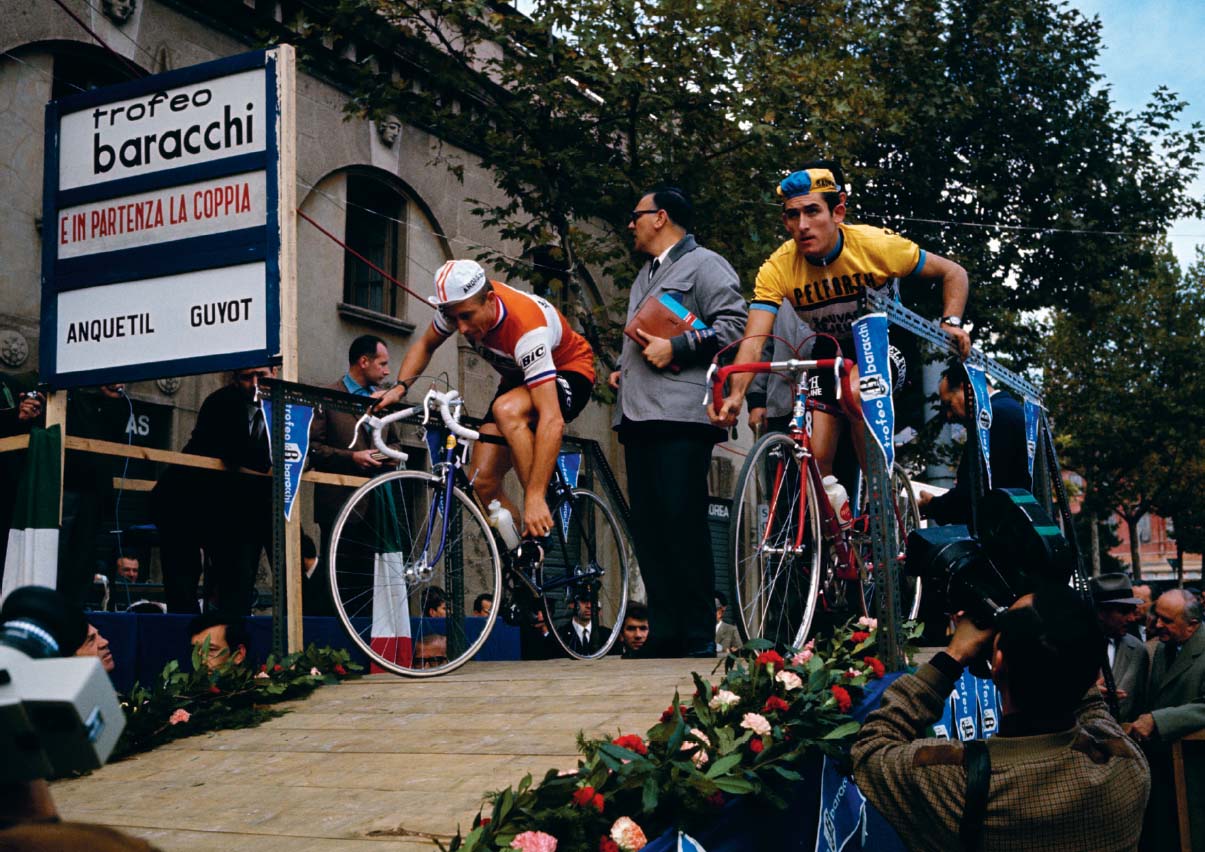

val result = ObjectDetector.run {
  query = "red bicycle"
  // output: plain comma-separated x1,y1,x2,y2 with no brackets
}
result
707,355,922,649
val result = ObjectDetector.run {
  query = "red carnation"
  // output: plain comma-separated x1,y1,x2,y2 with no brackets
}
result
755,650,785,671
660,704,688,723
863,656,886,678
208,684,221,694
706,792,726,809
592,793,605,812
850,631,871,644
749,737,765,754
612,734,648,756
831,685,852,713
572,786,596,807
334,664,347,676
480,817,491,827
273,664,283,672
600,838,620,852
763,695,790,714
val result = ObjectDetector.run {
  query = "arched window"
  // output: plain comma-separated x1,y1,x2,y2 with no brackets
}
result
343,172,408,319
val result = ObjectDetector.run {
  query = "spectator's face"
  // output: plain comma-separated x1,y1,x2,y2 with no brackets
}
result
628,193,664,255
474,598,492,616
716,606,725,623
427,600,447,618
938,378,967,422
574,599,593,624
233,367,275,400
413,635,448,669
191,625,246,669
621,617,650,652
115,556,139,583
358,344,391,387
1152,593,1199,644
1097,604,1134,640
781,192,844,257
76,624,114,673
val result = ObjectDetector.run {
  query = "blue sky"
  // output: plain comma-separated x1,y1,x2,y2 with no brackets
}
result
1069,0,1205,267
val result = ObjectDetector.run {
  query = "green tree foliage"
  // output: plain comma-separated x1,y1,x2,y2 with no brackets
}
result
1044,245,1205,577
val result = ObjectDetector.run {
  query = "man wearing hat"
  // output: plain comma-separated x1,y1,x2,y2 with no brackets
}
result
1091,572,1148,723
710,160,971,482
377,259,595,540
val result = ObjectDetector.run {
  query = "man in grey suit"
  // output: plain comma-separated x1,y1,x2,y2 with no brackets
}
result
1129,588,1205,850
608,186,747,657
715,595,742,656
1091,573,1148,723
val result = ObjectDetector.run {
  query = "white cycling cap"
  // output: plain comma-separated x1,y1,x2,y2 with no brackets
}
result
430,259,488,306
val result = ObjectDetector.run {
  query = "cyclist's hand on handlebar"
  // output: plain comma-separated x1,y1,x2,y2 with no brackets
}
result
943,324,972,361
371,384,405,411
635,329,674,369
523,494,554,538
709,393,743,428
351,449,384,470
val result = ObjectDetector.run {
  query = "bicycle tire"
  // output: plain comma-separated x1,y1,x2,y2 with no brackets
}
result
729,432,823,650
541,488,631,660
328,470,501,677
856,463,923,621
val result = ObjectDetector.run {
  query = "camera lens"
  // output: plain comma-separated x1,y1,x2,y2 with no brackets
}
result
0,586,88,659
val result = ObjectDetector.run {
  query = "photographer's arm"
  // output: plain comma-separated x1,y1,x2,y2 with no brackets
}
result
0,779,59,824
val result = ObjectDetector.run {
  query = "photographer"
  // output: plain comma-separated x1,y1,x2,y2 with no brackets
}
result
851,583,1149,852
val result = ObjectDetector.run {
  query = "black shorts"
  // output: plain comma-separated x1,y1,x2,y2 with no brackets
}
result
482,370,593,425
807,336,906,413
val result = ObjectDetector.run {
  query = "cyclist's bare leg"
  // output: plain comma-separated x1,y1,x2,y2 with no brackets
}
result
810,408,844,478
468,422,518,516
490,386,538,491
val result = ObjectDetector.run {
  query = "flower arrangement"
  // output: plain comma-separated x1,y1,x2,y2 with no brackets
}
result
112,641,361,758
444,616,917,851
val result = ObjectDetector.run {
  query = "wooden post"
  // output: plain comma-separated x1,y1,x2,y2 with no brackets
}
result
43,391,67,523
275,44,302,654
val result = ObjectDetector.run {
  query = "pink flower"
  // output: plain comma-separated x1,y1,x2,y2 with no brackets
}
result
609,817,648,851
708,689,740,711
857,616,878,629
776,670,803,691
254,670,270,679
681,728,711,768
790,649,813,666
740,712,772,737
831,685,852,713
511,831,558,852
309,667,322,676
168,709,190,725
845,667,861,679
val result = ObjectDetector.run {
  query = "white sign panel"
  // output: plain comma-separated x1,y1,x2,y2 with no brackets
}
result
57,172,267,259
58,68,267,190
55,263,268,373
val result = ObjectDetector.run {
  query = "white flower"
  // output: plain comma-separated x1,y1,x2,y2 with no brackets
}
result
776,670,803,691
610,816,648,851
740,712,772,737
254,671,270,679
309,667,322,676
708,689,740,711
857,616,878,630
691,748,709,768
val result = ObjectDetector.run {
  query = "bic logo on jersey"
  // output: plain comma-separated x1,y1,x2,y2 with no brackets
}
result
520,345,546,369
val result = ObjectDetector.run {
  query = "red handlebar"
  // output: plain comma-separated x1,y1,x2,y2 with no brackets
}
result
707,358,851,414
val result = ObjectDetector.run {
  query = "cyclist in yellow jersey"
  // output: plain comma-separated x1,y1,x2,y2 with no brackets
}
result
711,162,971,477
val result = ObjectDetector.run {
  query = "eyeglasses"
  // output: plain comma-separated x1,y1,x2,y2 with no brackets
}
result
629,208,661,224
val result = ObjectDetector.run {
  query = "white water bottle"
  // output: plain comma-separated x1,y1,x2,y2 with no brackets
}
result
822,475,853,530
487,500,521,551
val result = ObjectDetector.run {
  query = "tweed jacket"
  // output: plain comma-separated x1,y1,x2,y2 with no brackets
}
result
851,660,1149,852
308,380,402,526
1109,632,1149,723
613,235,746,430
715,620,742,655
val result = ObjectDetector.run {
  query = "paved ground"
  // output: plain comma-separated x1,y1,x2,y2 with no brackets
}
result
53,657,711,851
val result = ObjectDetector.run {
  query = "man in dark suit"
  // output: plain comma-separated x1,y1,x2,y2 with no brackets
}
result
557,595,611,656
307,335,400,615
919,360,1031,526
1091,572,1148,722
152,366,275,614
1130,588,1205,850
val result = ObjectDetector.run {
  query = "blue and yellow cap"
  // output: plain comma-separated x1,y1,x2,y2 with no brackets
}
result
777,168,840,199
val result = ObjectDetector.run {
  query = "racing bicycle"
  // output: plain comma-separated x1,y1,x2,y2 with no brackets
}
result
327,387,631,677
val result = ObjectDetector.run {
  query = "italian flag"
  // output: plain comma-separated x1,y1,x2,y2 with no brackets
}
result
1,425,61,602
368,485,411,671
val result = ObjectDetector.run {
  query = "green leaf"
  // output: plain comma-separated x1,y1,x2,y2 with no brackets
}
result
705,752,744,779
711,776,755,795
823,721,861,740
641,774,659,812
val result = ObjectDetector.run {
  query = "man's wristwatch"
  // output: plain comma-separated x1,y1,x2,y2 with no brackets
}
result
940,315,963,328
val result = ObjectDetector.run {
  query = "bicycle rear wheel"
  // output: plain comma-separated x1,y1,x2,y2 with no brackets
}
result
328,470,501,677
542,488,631,660
856,463,923,620
729,433,823,650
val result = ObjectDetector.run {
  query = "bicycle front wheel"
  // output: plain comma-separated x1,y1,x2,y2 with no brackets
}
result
729,433,823,650
542,488,631,660
857,463,923,621
328,470,501,677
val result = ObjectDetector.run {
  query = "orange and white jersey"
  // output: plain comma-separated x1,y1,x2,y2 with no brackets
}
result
432,281,595,388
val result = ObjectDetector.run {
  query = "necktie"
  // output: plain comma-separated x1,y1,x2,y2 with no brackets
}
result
582,628,590,648
650,259,660,279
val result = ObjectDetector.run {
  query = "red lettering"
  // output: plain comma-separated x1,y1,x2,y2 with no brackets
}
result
60,216,68,245
90,210,101,238
239,182,250,212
